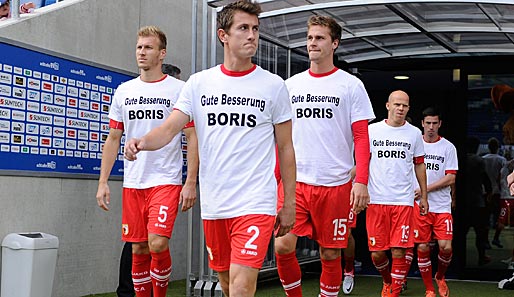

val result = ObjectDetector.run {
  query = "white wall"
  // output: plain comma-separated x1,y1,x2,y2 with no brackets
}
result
0,0,197,295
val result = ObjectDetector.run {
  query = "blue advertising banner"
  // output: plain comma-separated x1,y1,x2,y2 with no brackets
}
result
0,41,134,177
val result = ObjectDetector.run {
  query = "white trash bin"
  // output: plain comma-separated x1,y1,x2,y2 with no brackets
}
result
1,232,59,297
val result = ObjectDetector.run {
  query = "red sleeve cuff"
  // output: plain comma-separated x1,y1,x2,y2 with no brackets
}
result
414,156,424,164
109,119,124,131
184,120,195,129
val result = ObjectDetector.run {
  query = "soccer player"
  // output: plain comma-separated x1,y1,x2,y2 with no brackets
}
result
124,1,297,296
407,106,458,297
367,90,428,297
274,15,375,297
96,26,198,297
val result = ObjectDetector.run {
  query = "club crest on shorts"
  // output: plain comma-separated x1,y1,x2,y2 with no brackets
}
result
122,224,129,235
369,236,376,246
414,229,419,238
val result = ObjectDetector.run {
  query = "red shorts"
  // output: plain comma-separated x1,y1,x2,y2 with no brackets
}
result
121,185,181,242
412,203,453,243
203,214,275,271
366,204,414,251
277,181,352,248
348,209,357,229
498,199,514,226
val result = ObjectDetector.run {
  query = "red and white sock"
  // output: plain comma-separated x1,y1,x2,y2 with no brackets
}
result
436,249,452,280
132,253,152,297
319,257,342,297
372,255,392,284
418,249,435,291
150,249,172,297
276,251,302,296
391,257,407,297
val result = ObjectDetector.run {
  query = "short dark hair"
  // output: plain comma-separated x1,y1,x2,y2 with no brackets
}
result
162,63,181,78
0,0,10,8
217,0,262,45
488,137,500,153
422,106,441,120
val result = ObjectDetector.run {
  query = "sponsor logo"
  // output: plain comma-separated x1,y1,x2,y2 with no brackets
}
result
28,78,41,90
92,84,98,91
78,141,88,150
12,110,25,121
68,79,75,86
0,98,25,110
0,132,9,143
26,136,38,146
60,77,67,84
67,129,76,138
79,100,89,109
28,90,40,100
90,122,100,131
28,113,52,124
13,87,25,99
0,73,12,84
91,102,100,111
96,75,112,83
53,139,64,148
36,161,57,169
1,145,9,152
42,104,65,116
3,65,13,72
102,104,109,113
82,152,89,158
66,140,77,149
80,90,89,99
84,82,91,89
67,164,83,170
39,62,59,70
28,124,39,134
33,71,42,79
51,75,59,82
68,98,77,107
42,93,53,103
21,147,29,153
0,120,9,131
14,76,25,87
90,132,99,141
40,148,48,155
42,73,51,81
42,82,53,92
0,108,10,119
99,86,106,92
24,69,32,76
13,67,23,75
53,127,64,136
54,116,65,126
27,102,39,112
67,119,88,129
67,108,78,118
78,130,88,140
11,122,24,132
55,84,66,94
89,143,98,151
80,111,99,121
12,134,23,144
40,126,50,135
122,224,129,235
54,95,66,105
41,138,51,146
102,94,111,103
76,81,84,88
0,85,11,96
91,92,100,101
70,69,86,76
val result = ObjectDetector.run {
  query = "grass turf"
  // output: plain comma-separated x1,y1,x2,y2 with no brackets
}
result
84,273,514,296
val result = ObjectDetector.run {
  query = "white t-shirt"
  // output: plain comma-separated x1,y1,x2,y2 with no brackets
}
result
174,65,292,219
421,137,458,213
368,120,424,206
285,69,375,186
109,75,184,188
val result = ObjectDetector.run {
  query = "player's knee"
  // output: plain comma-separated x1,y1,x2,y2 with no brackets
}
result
320,247,341,260
274,237,296,255
417,243,430,253
132,242,149,254
439,245,452,254
148,236,169,253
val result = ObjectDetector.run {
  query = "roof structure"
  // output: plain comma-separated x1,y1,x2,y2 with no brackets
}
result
207,0,514,63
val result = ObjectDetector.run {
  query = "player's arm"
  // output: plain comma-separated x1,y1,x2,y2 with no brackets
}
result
274,119,296,238
414,158,428,215
508,171,514,195
180,125,199,212
351,120,370,213
125,109,190,160
96,124,123,211
427,171,457,193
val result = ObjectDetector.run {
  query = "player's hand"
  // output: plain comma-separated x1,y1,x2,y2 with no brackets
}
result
124,138,144,161
274,202,296,238
414,189,421,201
350,182,369,214
419,198,429,216
96,182,110,211
179,182,197,212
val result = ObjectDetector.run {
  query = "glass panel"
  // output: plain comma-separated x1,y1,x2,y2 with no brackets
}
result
466,73,514,270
